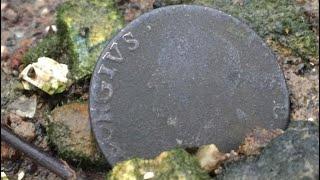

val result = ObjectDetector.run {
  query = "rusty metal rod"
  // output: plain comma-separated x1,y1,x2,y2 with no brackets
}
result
1,125,76,180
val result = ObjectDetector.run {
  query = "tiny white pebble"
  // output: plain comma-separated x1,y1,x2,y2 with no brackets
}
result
1,172,7,178
176,139,183,145
15,31,24,38
18,171,25,180
40,7,49,16
143,172,155,179
308,118,314,121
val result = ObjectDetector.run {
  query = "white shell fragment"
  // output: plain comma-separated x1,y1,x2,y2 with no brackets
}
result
143,172,155,179
18,171,25,180
196,144,227,172
19,57,72,95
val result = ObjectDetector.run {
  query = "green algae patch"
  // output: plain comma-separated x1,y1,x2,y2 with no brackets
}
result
188,0,318,61
107,149,210,180
56,0,124,80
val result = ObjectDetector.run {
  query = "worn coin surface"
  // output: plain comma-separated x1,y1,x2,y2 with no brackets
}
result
89,5,289,165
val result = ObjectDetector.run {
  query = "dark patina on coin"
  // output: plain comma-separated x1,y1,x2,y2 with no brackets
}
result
89,5,289,165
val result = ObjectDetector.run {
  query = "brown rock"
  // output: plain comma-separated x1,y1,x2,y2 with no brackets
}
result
284,68,319,121
6,113,36,142
1,141,20,160
18,38,33,48
10,47,28,69
48,102,105,166
238,128,284,156
124,0,155,22
125,8,140,22
3,8,19,23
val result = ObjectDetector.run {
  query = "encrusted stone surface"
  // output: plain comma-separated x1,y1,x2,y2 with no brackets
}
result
56,0,124,80
8,95,37,118
216,121,319,180
107,149,210,179
238,128,284,156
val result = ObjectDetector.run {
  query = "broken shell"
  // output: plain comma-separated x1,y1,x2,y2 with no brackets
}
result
19,57,72,95
196,144,227,172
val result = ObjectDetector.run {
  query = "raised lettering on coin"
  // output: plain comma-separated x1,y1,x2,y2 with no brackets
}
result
98,64,117,80
122,32,139,51
102,42,123,62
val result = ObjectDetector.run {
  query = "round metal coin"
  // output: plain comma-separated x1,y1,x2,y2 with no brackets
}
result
89,5,289,165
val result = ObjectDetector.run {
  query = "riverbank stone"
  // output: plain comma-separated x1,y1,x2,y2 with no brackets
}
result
216,120,319,179
47,102,106,168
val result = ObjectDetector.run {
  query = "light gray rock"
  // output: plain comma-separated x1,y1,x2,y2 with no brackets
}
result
8,95,37,118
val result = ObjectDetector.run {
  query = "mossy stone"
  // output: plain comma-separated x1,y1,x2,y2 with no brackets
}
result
107,149,210,180
56,0,124,80
22,34,67,65
47,102,106,169
23,0,124,81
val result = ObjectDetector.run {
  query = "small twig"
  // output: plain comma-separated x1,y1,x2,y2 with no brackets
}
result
1,125,77,180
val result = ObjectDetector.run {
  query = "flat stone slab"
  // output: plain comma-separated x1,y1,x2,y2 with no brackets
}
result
89,5,289,165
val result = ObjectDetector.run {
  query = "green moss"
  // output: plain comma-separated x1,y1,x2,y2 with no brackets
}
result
186,0,318,61
22,34,68,65
56,0,124,80
107,149,210,180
